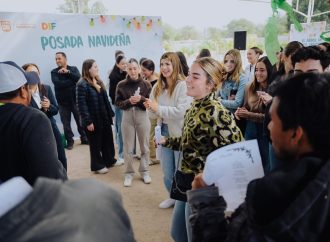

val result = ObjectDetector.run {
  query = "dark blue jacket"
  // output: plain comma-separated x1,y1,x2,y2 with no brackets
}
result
51,65,80,106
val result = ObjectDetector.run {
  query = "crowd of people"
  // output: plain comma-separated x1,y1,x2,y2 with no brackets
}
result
0,40,330,242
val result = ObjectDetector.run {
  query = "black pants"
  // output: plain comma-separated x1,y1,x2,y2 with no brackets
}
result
58,103,87,144
235,117,246,136
86,123,116,171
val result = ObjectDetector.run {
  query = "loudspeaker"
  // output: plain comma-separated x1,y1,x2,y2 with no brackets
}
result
234,31,247,50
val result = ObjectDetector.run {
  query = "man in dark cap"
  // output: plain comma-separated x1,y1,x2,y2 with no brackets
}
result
0,61,67,185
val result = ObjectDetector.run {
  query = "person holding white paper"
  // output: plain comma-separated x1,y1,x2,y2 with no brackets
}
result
161,57,243,242
188,73,330,242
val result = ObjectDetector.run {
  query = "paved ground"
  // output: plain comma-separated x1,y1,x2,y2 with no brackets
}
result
66,142,173,242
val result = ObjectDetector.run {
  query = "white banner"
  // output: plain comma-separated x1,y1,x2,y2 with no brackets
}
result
290,21,326,47
0,12,163,86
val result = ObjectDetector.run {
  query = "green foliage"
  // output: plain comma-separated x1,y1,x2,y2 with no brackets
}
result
89,1,108,14
163,41,172,52
205,27,223,41
57,0,108,14
175,26,201,40
225,19,256,37
161,16,288,58
179,46,196,57
292,0,329,27
277,14,289,34
162,23,177,41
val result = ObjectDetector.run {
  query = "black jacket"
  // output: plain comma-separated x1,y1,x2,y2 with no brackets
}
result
0,103,67,185
109,66,127,104
29,84,67,168
188,155,330,242
76,78,114,128
51,65,80,106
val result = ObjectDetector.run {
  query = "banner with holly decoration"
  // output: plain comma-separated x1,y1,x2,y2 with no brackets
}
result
0,12,163,86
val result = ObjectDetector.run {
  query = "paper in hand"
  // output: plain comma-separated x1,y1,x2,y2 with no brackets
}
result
203,140,264,211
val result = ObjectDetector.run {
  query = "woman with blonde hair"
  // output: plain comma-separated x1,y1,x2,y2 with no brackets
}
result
144,52,192,240
218,49,248,133
160,57,243,241
77,59,116,174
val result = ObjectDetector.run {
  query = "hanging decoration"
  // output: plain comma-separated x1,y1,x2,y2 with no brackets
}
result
89,18,94,27
136,22,141,30
100,15,106,24
265,16,281,64
320,30,330,43
146,19,153,31
84,15,160,32
265,0,303,65
271,0,303,32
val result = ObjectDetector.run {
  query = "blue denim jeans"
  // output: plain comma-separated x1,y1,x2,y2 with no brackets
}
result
114,105,123,159
245,120,270,174
171,201,188,242
160,124,180,193
171,201,192,242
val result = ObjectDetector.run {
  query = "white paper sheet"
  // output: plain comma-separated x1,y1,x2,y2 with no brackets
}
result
203,140,264,212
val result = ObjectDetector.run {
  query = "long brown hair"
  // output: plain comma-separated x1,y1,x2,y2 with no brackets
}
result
153,52,185,101
81,59,105,93
223,49,243,84
248,56,272,94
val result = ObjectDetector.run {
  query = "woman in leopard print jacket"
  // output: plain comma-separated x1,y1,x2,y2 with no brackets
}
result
162,57,243,241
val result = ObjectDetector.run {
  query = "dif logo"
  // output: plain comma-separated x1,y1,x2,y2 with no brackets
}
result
1,20,11,32
41,22,56,30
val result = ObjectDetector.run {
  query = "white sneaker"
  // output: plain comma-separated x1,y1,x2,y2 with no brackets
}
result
149,159,160,166
124,174,133,187
142,174,152,184
114,158,124,166
158,198,175,209
95,167,109,174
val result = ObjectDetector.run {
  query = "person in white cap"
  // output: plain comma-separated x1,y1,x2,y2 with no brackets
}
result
0,61,67,185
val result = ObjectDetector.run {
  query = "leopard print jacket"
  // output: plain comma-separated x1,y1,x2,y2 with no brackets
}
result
165,92,243,174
